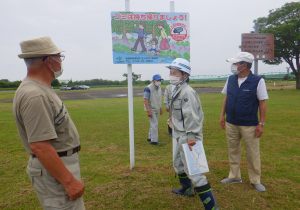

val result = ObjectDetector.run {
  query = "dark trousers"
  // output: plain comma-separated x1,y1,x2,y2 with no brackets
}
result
132,37,146,51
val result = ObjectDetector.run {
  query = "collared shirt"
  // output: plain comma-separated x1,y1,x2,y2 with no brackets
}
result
170,83,204,140
13,79,80,154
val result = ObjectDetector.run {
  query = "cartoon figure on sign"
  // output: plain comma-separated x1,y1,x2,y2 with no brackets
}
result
158,24,170,50
147,37,160,55
131,23,147,53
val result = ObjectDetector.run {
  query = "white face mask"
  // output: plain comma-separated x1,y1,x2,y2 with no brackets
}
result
231,64,239,75
169,75,181,85
154,81,161,87
52,64,63,79
49,57,63,79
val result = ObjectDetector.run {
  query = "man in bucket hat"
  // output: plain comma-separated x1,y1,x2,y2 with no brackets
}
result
219,52,268,192
167,58,219,210
144,74,163,145
13,37,85,209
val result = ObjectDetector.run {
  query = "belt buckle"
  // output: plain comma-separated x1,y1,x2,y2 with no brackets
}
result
66,149,73,156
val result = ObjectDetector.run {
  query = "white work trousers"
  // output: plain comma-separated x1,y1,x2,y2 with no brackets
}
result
173,133,208,187
148,110,159,143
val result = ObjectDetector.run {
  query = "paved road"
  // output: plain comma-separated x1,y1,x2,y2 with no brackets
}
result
0,87,222,102
57,87,222,100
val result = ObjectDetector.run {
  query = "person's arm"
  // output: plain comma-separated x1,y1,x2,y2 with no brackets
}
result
30,141,84,200
255,100,267,138
219,96,227,129
144,98,152,117
181,91,203,150
163,88,169,112
220,79,229,129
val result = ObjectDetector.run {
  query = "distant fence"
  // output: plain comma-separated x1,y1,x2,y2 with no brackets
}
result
190,72,295,81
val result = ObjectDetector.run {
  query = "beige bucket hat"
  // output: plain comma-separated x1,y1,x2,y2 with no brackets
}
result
18,36,62,59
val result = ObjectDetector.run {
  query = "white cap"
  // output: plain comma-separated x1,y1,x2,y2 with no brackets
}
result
166,58,191,75
226,52,254,64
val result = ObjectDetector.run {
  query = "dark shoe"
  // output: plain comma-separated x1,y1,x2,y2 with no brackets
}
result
172,173,194,196
150,142,158,145
147,138,151,142
172,187,194,196
131,48,136,51
195,183,218,210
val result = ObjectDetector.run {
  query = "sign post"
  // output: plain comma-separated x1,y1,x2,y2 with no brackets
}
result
113,0,190,170
125,0,135,170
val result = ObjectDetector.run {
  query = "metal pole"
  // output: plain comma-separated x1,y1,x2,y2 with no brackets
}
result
125,0,135,170
253,22,259,75
170,1,175,12
170,1,176,162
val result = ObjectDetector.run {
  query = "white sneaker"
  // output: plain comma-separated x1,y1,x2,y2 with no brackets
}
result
252,183,266,192
220,178,242,184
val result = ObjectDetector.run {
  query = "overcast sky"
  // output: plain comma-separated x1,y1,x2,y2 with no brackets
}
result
0,0,295,81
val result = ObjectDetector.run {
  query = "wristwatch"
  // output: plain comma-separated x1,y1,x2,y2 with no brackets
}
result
259,122,265,126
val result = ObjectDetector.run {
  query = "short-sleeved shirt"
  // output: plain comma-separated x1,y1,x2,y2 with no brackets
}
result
13,78,80,154
221,76,269,100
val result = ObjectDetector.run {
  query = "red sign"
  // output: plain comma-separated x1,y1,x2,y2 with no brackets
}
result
170,23,188,41
241,33,274,60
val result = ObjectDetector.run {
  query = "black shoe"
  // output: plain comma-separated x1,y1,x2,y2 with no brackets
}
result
147,138,151,142
172,187,194,196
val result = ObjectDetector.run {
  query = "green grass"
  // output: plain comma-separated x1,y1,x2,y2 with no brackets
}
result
0,89,299,209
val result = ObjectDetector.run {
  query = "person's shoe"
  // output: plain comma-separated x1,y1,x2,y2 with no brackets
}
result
252,183,266,192
150,142,158,145
220,178,242,184
172,187,194,196
147,138,151,142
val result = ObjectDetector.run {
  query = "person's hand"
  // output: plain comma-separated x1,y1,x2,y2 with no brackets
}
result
160,109,163,115
255,124,264,138
219,116,225,129
147,110,152,118
187,139,196,151
64,178,85,200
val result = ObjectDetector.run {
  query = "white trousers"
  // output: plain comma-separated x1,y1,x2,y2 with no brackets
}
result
148,110,159,142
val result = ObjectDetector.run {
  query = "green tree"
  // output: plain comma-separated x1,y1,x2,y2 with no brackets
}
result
51,79,60,87
122,72,141,82
254,2,300,89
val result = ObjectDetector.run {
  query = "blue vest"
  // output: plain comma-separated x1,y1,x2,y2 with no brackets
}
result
226,73,261,126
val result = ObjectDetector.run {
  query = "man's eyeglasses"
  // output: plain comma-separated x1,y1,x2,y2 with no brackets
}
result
42,54,65,61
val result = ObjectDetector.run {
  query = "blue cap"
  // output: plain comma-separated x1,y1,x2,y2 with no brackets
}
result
152,74,162,81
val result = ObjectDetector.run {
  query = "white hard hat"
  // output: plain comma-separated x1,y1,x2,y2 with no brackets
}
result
166,58,191,75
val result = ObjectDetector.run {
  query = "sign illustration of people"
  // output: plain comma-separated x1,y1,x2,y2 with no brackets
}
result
111,12,190,64
131,24,147,52
158,24,170,51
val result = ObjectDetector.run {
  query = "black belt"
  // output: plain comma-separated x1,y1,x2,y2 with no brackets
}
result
31,145,81,158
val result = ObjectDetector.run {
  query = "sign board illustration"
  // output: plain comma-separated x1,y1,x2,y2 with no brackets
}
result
111,12,190,64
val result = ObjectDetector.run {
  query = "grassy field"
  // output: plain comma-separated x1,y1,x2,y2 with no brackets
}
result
0,88,299,209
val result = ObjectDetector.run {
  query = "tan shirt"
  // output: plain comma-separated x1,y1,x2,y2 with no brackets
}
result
13,78,80,154
171,83,204,140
